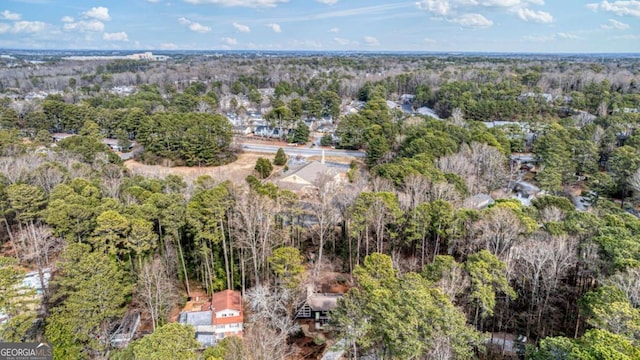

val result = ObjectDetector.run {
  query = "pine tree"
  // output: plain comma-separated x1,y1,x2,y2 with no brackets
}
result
254,157,273,179
274,148,287,166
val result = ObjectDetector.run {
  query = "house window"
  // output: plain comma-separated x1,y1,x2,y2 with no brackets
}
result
297,305,311,318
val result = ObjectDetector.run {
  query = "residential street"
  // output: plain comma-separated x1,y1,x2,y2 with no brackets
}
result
238,142,365,158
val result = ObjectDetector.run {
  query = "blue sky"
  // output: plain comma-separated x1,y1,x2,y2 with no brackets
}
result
0,0,638,52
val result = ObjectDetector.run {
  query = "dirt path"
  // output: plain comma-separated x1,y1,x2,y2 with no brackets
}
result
124,152,265,184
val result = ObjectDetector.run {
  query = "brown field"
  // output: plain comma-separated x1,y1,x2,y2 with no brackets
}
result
124,152,266,184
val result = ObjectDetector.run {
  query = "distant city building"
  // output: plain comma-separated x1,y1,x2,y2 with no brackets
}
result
63,52,168,61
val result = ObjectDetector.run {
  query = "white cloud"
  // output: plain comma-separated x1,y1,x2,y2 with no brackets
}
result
586,3,600,11
416,0,452,16
602,18,630,29
450,13,493,28
334,37,350,45
329,27,339,33
183,0,289,8
0,21,47,35
0,23,11,34
517,8,553,23
233,21,250,32
189,22,211,32
1,10,21,21
610,33,640,39
290,39,323,48
317,0,339,4
363,35,379,46
61,16,74,23
416,0,554,24
266,23,281,32
103,32,129,41
308,3,410,20
221,36,237,45
146,0,162,2
481,0,521,6
586,1,640,17
160,42,178,49
416,0,536,14
524,31,585,42
83,6,111,21
178,17,212,32
63,19,105,32
523,34,556,42
557,32,581,39
12,20,46,33
423,37,437,43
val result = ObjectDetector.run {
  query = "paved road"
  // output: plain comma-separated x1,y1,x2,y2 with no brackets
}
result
240,143,365,158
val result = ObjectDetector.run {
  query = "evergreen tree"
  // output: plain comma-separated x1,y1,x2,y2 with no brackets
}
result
116,323,200,360
289,121,310,144
0,257,37,341
254,157,273,179
273,148,287,166
46,243,132,359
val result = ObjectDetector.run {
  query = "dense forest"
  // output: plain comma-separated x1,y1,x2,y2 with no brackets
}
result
0,53,639,359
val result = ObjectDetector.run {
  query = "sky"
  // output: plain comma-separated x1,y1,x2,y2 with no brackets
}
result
0,0,638,53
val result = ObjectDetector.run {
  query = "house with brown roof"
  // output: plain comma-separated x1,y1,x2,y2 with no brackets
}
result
211,289,243,339
178,289,243,347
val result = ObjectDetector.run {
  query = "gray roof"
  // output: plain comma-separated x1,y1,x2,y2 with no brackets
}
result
464,194,495,210
514,181,540,196
178,310,212,326
284,161,335,184
415,107,441,120
307,293,342,312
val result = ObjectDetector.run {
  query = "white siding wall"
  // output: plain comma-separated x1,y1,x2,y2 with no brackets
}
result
214,322,244,334
215,309,240,318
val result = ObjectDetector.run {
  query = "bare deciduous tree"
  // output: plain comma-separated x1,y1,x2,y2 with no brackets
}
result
242,285,300,360
370,176,394,193
438,142,507,195
231,188,276,289
137,257,179,331
539,206,566,223
627,167,640,201
429,182,461,205
15,223,62,299
472,207,524,260
450,107,466,127
101,163,124,199
604,267,640,307
513,234,577,337
401,174,431,211
310,173,338,281
32,163,67,194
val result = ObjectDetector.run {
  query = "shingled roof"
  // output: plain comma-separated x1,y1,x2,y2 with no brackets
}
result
280,161,336,185
212,289,242,312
